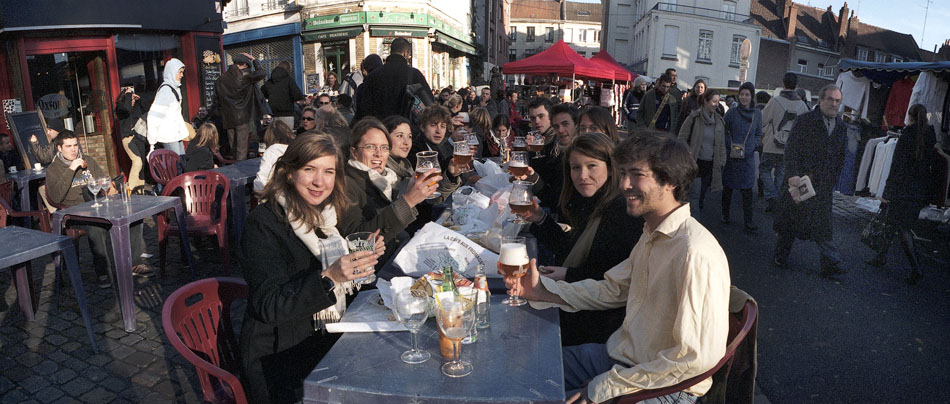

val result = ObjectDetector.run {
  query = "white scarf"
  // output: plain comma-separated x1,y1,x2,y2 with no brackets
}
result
348,159,398,201
275,195,358,329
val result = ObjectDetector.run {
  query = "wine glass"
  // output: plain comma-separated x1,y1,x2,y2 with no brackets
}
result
508,180,533,225
497,236,529,307
415,151,442,200
87,177,103,207
393,291,430,364
98,177,113,205
527,130,546,158
507,151,529,179
345,232,376,285
436,290,477,377
453,140,474,173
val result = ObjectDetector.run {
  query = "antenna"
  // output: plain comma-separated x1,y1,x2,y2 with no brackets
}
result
921,0,934,49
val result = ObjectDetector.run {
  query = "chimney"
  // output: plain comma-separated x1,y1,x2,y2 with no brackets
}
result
560,0,567,20
837,2,849,40
938,40,950,61
786,4,800,42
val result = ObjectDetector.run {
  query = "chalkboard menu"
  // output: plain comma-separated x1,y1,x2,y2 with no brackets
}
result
6,110,50,168
195,36,224,108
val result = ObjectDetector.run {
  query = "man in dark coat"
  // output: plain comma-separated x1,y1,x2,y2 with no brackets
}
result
215,52,266,160
635,73,679,133
354,38,434,122
772,84,847,279
261,61,304,129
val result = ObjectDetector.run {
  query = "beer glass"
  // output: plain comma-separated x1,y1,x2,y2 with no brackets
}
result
512,136,527,152
415,151,442,200
466,132,480,155
345,232,376,285
436,290,477,377
393,291,430,364
497,236,529,306
527,130,545,158
508,151,529,178
453,140,474,173
508,180,533,225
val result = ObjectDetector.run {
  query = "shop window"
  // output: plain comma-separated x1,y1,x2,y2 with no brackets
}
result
697,30,713,62
115,34,183,95
224,37,298,87
527,27,536,42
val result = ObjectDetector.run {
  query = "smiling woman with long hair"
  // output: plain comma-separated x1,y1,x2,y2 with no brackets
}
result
513,132,643,346
240,133,384,404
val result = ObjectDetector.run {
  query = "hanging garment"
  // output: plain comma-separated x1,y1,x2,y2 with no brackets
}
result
836,71,871,120
905,72,948,125
855,136,887,193
872,138,899,198
883,77,915,129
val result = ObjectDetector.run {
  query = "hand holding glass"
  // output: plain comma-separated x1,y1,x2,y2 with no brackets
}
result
508,151,530,178
453,140,474,173
345,232,376,285
415,151,442,200
393,291,430,364
527,131,545,157
498,236,529,306
508,180,534,225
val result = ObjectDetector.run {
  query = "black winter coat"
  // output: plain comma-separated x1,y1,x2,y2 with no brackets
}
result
115,92,147,138
215,61,267,129
354,54,434,121
773,108,847,241
261,66,304,117
341,164,417,256
882,123,937,224
239,201,340,404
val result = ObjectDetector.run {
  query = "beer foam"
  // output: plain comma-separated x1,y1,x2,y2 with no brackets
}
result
509,161,527,167
499,243,529,266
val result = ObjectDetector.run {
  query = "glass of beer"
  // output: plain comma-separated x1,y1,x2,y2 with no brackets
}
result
508,180,534,224
415,151,442,200
527,130,546,157
345,232,376,285
508,151,529,178
453,140,474,173
436,290,477,377
512,136,527,152
497,236,529,306
466,132,480,155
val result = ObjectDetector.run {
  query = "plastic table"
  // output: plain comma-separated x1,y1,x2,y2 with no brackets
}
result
0,226,99,352
50,195,195,332
211,158,260,242
7,168,46,220
302,293,565,403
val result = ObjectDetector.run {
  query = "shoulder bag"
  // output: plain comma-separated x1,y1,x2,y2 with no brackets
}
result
730,114,754,159
860,203,889,252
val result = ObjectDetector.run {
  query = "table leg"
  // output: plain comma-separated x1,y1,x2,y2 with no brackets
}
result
17,180,32,229
62,244,99,352
174,205,196,279
109,224,136,332
12,263,36,321
231,180,247,243
51,215,63,235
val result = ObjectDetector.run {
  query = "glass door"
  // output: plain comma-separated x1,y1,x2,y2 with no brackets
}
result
323,42,350,85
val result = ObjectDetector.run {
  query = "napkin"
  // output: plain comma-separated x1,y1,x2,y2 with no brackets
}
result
324,290,408,333
474,173,513,196
474,159,504,177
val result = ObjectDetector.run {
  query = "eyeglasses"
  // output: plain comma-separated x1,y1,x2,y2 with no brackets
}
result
356,145,391,152
302,117,315,121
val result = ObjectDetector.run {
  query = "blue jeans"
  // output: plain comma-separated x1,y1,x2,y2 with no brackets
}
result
562,344,698,404
758,152,785,200
161,141,184,155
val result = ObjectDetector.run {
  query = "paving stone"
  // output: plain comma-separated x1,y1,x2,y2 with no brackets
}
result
15,351,43,367
118,334,144,345
99,375,130,393
133,339,162,352
79,387,117,403
104,329,125,339
131,370,163,388
110,345,137,360
20,374,48,394
3,344,27,358
85,354,111,367
0,376,14,393
152,379,177,398
34,386,64,404
46,350,68,362
3,365,32,382
32,360,58,375
104,360,138,378
59,341,82,353
60,356,88,372
49,368,77,384
83,367,109,382
43,333,69,347
125,351,157,368
0,356,15,371
61,377,94,397
1,389,29,403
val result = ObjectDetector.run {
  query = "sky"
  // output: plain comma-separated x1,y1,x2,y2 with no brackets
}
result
569,0,950,54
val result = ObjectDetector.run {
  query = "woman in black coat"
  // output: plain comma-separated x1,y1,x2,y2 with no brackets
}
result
240,133,384,404
867,104,937,284
516,133,643,346
115,87,149,189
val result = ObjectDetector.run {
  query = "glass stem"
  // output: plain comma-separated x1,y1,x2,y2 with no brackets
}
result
452,341,461,365
409,330,418,352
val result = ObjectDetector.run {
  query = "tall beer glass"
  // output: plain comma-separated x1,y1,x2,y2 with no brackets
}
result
497,236,529,306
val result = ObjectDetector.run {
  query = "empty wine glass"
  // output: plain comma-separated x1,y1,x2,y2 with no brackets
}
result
508,180,534,225
436,290,477,377
393,291,430,364
98,177,112,205
87,177,103,207
415,151,442,200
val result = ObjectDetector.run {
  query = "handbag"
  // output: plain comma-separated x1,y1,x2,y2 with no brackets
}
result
860,204,889,251
730,114,755,159
133,117,148,136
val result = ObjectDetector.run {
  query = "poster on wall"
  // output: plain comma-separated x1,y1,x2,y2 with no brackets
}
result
195,36,224,108
6,110,49,169
2,99,22,129
306,74,320,95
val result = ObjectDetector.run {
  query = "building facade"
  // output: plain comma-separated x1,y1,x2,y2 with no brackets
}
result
0,0,225,178
222,0,305,93
609,0,760,89
473,0,513,82
298,0,476,93
509,0,603,62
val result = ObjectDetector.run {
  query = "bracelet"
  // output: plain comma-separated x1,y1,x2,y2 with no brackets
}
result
321,271,336,290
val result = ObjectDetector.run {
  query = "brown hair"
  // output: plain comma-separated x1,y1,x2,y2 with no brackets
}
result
469,107,492,135
262,133,349,233
350,116,390,149
315,108,348,130
193,123,219,151
614,134,697,203
263,120,296,148
579,106,619,143
444,94,463,111
418,104,453,129
559,133,620,225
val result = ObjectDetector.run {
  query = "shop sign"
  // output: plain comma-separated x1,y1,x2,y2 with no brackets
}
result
366,12,427,26
304,12,365,31
369,27,428,38
36,93,70,119
302,27,365,42
435,33,477,55
306,74,320,94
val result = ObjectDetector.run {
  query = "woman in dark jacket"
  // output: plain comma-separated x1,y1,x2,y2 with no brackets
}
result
183,123,218,172
261,62,305,128
115,87,149,190
240,133,384,404
515,133,643,346
721,82,763,232
678,79,706,129
867,104,937,284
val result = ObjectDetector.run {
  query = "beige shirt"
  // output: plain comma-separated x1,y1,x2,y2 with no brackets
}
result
531,204,731,403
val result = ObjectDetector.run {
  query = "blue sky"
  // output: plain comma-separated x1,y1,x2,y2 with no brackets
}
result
571,0,949,55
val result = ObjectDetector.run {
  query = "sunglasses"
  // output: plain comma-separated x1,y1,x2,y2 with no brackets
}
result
302,117,315,121
318,101,331,105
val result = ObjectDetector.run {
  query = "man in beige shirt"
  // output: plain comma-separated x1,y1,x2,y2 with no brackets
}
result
507,135,731,404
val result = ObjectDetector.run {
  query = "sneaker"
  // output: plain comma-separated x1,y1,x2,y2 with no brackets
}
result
132,264,157,278
97,275,111,289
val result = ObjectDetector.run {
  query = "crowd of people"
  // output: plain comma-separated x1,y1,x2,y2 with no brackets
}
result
1,35,941,404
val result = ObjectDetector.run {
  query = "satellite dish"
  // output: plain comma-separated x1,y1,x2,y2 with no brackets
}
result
740,38,752,61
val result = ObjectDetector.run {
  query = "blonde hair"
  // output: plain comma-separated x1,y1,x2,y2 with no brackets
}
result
193,123,219,150
263,120,295,148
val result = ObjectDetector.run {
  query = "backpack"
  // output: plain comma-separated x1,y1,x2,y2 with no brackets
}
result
772,110,798,147
405,70,427,125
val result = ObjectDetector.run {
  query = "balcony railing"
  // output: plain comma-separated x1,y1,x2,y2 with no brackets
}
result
224,7,249,18
262,0,300,12
652,3,751,24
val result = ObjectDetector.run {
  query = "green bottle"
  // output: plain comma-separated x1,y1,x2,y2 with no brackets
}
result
441,264,458,294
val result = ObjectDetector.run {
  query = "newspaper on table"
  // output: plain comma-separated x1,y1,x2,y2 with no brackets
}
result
324,289,408,333
394,222,504,279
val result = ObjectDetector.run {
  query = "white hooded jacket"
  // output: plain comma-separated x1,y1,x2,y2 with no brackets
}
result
146,58,189,146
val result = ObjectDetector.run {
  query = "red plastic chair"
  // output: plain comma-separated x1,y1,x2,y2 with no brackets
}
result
0,181,51,233
162,277,248,404
612,300,758,404
158,171,230,274
149,149,182,186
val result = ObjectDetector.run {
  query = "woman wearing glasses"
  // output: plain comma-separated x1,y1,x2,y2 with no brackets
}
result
342,117,442,260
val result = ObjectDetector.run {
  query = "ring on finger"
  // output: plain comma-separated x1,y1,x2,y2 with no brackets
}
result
354,269,360,275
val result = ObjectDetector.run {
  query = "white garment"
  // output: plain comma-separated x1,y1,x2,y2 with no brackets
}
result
835,71,871,120
146,58,190,146
855,136,886,192
347,159,398,201
873,138,898,198
253,143,288,192
867,138,897,197
904,72,948,126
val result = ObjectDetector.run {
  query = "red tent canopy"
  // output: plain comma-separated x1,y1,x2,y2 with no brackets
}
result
590,51,635,82
502,40,613,80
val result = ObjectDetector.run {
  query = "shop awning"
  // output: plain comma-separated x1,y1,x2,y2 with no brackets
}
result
302,27,363,42
837,59,950,85
590,51,636,82
370,26,428,38
434,32,477,55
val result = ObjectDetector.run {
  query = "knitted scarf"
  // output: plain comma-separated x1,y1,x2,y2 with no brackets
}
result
348,159,398,201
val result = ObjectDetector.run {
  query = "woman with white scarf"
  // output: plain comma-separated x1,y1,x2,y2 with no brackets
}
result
342,117,441,255
239,133,385,404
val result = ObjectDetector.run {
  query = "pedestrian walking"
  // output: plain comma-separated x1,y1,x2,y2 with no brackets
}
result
215,52,266,160
678,89,726,216
721,82,763,232
261,61,305,130
760,73,809,212
147,58,190,155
